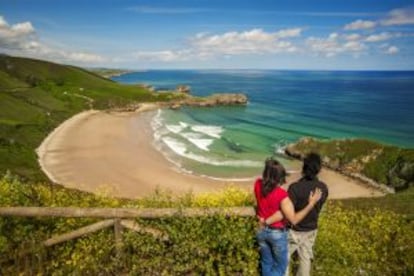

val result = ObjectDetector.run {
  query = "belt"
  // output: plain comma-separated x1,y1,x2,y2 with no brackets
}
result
266,225,288,231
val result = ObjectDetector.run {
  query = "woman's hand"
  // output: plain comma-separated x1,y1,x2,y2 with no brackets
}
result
257,216,266,230
308,188,322,205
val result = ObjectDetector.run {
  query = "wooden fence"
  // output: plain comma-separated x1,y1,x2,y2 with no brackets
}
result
0,206,255,258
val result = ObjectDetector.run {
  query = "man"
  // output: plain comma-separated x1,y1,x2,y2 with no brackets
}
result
286,153,329,276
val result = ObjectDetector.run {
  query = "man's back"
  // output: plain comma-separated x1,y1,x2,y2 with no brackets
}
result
285,153,328,276
288,177,328,231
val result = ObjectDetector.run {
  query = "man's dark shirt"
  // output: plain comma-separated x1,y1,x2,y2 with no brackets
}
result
287,177,329,231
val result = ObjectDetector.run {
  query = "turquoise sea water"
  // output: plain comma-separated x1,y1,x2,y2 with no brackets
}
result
113,70,414,179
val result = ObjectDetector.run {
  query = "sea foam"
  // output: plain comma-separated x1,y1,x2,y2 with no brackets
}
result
150,109,163,130
161,137,187,155
187,138,213,151
273,141,288,155
151,109,260,168
168,121,189,132
183,152,261,167
180,132,213,151
162,119,220,151
166,124,185,134
160,137,260,167
192,125,223,138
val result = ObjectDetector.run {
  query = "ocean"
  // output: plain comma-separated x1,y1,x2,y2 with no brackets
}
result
113,70,414,180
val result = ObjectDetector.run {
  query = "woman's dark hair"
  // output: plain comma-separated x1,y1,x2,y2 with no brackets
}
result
261,158,286,197
302,152,321,180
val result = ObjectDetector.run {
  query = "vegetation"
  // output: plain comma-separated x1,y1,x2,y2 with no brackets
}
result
0,55,183,181
286,138,414,191
315,201,413,276
0,176,413,275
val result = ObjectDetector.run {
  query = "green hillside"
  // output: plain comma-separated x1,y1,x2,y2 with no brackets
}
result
0,55,179,180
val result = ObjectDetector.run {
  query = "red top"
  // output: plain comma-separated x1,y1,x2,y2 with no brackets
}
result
254,178,288,229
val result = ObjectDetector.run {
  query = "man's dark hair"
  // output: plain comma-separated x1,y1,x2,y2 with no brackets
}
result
302,153,321,180
261,158,286,197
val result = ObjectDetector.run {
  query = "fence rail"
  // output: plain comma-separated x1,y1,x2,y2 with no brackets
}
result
0,206,256,255
0,206,255,218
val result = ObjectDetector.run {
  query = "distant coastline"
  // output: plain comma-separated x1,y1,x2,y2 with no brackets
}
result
87,68,135,79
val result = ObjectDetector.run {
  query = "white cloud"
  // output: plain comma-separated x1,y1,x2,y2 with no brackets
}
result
0,16,35,49
381,8,414,26
274,28,302,38
190,28,301,56
385,46,399,54
328,33,339,40
343,41,366,52
0,16,7,27
306,32,367,57
343,8,414,34
344,19,377,30
10,22,35,35
132,50,191,62
0,15,106,65
365,32,393,42
37,46,106,64
65,52,105,63
306,36,340,57
130,28,302,63
344,33,362,41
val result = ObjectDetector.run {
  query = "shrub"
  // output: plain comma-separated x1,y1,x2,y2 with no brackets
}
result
314,202,413,275
0,177,413,275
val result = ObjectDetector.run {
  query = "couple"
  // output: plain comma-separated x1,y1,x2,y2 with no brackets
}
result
254,153,329,276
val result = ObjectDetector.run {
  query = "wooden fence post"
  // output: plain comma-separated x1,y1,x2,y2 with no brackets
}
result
114,219,123,259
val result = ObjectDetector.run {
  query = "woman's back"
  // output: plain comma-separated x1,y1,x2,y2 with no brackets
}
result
254,178,288,229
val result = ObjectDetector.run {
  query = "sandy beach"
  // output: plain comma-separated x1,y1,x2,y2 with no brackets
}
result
37,106,384,199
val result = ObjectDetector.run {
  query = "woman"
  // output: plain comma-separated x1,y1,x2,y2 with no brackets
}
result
255,158,322,276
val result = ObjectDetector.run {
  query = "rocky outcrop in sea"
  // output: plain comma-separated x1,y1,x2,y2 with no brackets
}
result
167,93,248,109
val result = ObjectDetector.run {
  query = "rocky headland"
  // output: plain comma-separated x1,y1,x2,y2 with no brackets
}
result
166,93,248,109
285,137,414,193
112,84,248,112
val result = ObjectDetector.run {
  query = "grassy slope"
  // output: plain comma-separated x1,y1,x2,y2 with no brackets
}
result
340,186,414,220
0,55,180,180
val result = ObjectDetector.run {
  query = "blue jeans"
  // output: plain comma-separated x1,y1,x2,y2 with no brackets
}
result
256,227,288,276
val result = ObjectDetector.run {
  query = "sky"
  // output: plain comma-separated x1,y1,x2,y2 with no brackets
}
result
1,0,414,70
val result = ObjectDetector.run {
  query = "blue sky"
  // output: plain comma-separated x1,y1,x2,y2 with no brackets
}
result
1,0,414,69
